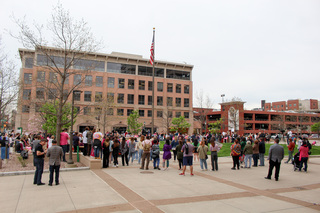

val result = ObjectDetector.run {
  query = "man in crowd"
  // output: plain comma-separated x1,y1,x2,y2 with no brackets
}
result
46,140,63,186
265,138,284,181
180,138,195,176
259,136,265,166
82,127,89,156
60,128,69,162
34,139,47,186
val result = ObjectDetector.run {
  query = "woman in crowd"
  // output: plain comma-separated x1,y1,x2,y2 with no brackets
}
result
73,132,80,153
152,139,160,170
112,137,120,167
230,138,241,170
198,139,208,171
252,140,259,167
102,137,110,168
120,137,129,166
128,137,137,164
243,141,253,168
171,136,179,162
162,139,172,170
209,138,220,171
137,135,144,164
299,141,309,172
176,140,184,170
193,136,199,162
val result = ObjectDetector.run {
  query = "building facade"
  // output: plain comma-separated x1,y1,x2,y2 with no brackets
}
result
264,99,320,112
16,48,194,134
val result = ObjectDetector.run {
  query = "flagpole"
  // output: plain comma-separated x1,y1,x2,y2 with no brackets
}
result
151,28,155,135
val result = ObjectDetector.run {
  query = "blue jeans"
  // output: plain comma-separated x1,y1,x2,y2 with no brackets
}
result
138,149,143,164
1,147,9,159
299,157,308,172
94,147,100,157
34,158,44,184
259,153,265,166
153,157,160,168
200,158,207,170
49,165,60,185
128,151,137,163
244,154,252,168
61,145,68,161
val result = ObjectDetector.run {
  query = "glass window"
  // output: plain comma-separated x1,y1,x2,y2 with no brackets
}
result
49,72,58,83
24,73,32,84
74,91,81,101
184,85,189,94
117,109,124,116
107,108,114,116
117,94,124,104
127,109,133,116
84,107,91,115
167,83,173,92
35,104,41,113
65,74,69,85
127,94,134,104
157,111,163,118
139,80,145,90
74,59,105,71
176,84,181,93
184,112,189,118
95,92,102,102
138,66,164,77
25,58,33,68
138,95,145,105
84,91,92,102
157,96,163,106
184,98,189,107
85,75,92,86
96,76,103,87
118,78,125,89
176,98,181,107
48,89,57,100
128,79,134,89
166,69,190,80
95,107,102,114
148,81,153,91
167,97,173,106
23,89,31,100
176,112,181,118
107,93,114,102
37,55,71,68
168,111,173,118
148,96,152,105
22,105,30,113
36,88,45,99
157,82,163,92
148,110,152,117
74,74,82,85
63,90,69,100
37,71,45,83
139,110,144,117
107,62,135,75
108,77,115,88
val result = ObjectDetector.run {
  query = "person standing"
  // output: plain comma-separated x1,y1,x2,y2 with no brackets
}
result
46,140,63,186
73,132,80,152
151,140,160,170
285,138,295,164
137,135,144,164
34,139,47,186
140,136,152,170
120,137,129,166
258,137,265,166
209,138,221,171
299,141,309,172
60,128,69,162
86,129,93,156
180,138,195,176
128,137,137,164
112,137,120,167
198,140,208,171
102,137,110,168
243,141,253,168
162,139,172,170
82,127,89,156
265,139,284,181
171,136,179,162
230,138,241,170
252,140,259,167
92,130,103,159
176,140,184,170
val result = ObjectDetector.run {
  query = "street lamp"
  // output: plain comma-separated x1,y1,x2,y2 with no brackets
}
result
67,90,82,165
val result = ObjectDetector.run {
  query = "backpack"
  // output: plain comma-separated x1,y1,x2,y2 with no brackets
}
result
143,142,151,152
20,150,28,159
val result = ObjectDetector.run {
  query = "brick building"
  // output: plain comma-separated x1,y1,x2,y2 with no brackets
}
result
16,47,194,134
264,99,320,112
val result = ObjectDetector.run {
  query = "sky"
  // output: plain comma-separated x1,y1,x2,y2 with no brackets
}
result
1,0,320,110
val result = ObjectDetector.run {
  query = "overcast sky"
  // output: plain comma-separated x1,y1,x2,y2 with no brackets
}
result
1,0,320,110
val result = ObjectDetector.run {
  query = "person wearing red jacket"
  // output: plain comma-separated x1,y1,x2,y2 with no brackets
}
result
285,138,295,164
299,142,309,172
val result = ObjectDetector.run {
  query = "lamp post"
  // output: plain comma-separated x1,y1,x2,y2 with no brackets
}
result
67,90,82,165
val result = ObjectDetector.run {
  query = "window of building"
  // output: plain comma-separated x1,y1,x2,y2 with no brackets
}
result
96,76,103,87
157,96,163,106
176,84,181,93
107,62,136,75
167,97,173,106
139,80,145,90
294,104,296,106
167,83,173,92
127,94,134,104
75,107,80,114
84,91,92,102
24,73,32,84
107,108,114,116
118,78,125,89
148,96,152,105
157,111,163,118
148,110,152,117
108,77,115,88
36,88,45,99
166,69,191,80
138,95,145,105
22,105,30,113
184,98,189,107
184,112,189,118
289,104,292,107
34,104,41,113
48,89,57,100
37,71,45,83
176,112,181,118
107,93,114,102
49,72,58,83
85,75,92,86
25,58,34,68
127,109,133,116
63,90,69,100
74,59,105,71
95,92,103,102
184,85,189,94
84,107,91,115
138,66,164,77
128,79,135,89
117,109,124,116
23,89,31,100
157,82,163,92
74,74,81,85
65,74,69,85
117,94,124,104
139,110,144,117
176,98,181,107
95,107,102,114
74,91,81,101
148,81,153,91
168,111,173,118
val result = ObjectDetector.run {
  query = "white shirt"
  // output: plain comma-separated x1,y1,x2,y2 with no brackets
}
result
83,131,87,144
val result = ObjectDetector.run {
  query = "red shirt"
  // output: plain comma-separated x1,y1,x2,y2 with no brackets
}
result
299,145,309,161
60,132,69,146
288,142,295,151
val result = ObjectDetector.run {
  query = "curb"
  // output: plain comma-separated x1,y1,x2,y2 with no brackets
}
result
0,166,90,177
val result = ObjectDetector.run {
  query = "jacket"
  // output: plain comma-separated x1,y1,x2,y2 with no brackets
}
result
267,143,284,162
243,144,253,155
198,145,208,159
163,144,172,160
299,145,309,161
46,145,63,166
252,143,259,154
259,141,265,154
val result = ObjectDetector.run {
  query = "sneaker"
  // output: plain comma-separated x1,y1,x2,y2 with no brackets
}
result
231,168,236,170
190,173,194,176
157,167,161,170
179,173,185,176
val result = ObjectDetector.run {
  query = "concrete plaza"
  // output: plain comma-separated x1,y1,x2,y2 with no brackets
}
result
1,156,320,213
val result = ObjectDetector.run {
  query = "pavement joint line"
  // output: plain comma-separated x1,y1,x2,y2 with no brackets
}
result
60,174,77,212
15,174,26,213
0,167,90,176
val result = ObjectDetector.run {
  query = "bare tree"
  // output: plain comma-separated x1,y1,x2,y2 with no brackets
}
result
162,107,173,134
194,90,213,133
12,4,101,144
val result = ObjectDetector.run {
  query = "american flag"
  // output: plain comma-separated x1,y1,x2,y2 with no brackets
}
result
149,31,154,65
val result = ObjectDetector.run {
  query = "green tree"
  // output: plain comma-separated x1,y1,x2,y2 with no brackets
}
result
170,116,191,133
40,101,77,135
127,110,143,134
208,118,222,134
311,122,320,135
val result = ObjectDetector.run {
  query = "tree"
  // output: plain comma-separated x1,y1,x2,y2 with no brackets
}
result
162,107,173,134
0,37,19,127
194,90,213,133
40,101,77,135
208,118,222,134
13,3,101,144
27,116,44,134
311,122,320,135
127,110,143,135
170,116,191,133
